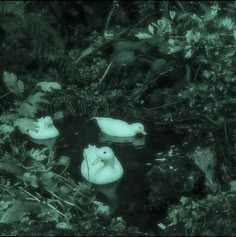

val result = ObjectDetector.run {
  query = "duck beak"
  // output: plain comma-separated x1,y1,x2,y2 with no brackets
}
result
92,156,102,165
142,130,147,135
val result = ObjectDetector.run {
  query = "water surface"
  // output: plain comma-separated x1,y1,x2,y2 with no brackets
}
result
56,117,185,233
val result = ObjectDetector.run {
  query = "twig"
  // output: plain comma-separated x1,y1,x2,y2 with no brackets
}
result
98,61,113,85
104,1,118,36
22,188,67,219
0,92,11,100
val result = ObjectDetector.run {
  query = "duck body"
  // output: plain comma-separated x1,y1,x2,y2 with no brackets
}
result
28,116,59,140
93,117,147,137
81,145,123,185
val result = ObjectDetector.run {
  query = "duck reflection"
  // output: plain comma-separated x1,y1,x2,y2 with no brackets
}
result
98,132,146,148
93,179,121,216
30,136,58,147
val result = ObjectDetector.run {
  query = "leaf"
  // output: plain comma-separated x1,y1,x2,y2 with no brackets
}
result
0,124,14,135
112,50,135,65
0,201,27,224
37,82,61,92
17,92,49,117
17,80,24,93
233,30,236,41
148,24,154,35
191,14,203,24
169,10,176,20
151,59,167,73
30,175,39,188
185,30,193,44
28,148,48,161
2,71,24,96
135,32,153,39
41,171,54,188
168,45,183,54
27,92,49,105
17,102,38,118
77,46,95,62
0,114,17,123
185,49,193,59
193,32,201,43
221,17,234,30
0,1,25,21
14,118,38,134
56,222,72,230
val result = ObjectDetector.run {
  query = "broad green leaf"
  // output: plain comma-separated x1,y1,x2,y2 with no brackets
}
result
221,17,234,30
17,102,38,118
37,82,61,92
2,72,24,96
30,175,39,188
151,59,167,73
148,24,154,35
185,30,193,44
0,124,14,135
0,201,27,224
168,45,183,54
14,118,38,134
168,39,175,46
112,50,135,65
0,114,17,123
27,92,49,105
41,171,54,188
157,17,172,34
193,32,201,43
202,70,211,79
77,46,95,62
135,32,153,39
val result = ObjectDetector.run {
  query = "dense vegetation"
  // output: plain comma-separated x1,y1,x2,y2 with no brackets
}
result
0,1,236,235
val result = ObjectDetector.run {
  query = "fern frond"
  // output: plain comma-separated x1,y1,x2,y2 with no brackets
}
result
25,13,64,58
0,1,25,20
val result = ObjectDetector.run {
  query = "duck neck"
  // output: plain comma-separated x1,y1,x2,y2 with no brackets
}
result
103,158,115,168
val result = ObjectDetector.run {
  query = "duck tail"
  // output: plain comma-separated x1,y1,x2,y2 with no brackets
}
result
85,117,96,122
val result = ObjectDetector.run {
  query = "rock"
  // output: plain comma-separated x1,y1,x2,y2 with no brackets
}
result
145,156,205,211
189,146,219,192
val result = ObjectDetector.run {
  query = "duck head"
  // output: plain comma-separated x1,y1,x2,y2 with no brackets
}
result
93,146,115,167
131,123,147,135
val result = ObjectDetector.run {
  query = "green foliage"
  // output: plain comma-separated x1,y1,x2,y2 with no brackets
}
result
0,0,65,76
0,1,25,35
3,71,24,97
0,70,130,235
167,193,236,235
17,92,49,118
0,1,24,20
25,13,64,58
37,82,62,92
135,2,236,122
0,72,61,136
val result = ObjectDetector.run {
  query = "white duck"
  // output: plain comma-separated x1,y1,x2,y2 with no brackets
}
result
93,117,147,137
28,116,59,140
81,145,123,185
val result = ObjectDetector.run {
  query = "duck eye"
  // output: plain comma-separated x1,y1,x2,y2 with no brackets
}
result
103,151,106,154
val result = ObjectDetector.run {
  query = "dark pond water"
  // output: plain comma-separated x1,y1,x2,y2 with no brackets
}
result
56,117,186,234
